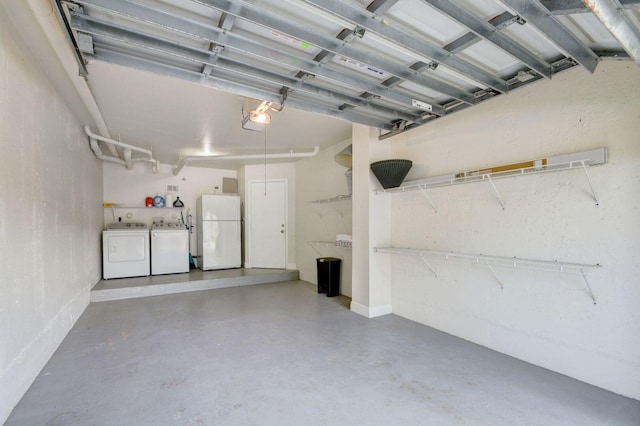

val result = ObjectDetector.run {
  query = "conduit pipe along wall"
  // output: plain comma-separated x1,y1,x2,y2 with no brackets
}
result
27,0,119,158
172,146,321,176
84,126,160,173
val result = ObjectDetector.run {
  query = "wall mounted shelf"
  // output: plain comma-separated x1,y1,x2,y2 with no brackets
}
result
103,205,184,209
375,158,601,211
308,241,352,256
308,195,352,218
374,246,601,304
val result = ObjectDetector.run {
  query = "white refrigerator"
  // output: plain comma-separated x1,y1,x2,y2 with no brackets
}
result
197,195,242,270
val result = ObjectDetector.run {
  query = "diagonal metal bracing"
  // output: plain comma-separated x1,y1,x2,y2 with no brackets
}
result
52,1,89,78
92,47,396,130
420,0,554,79
366,0,401,14
581,0,640,64
200,12,236,75
443,11,524,55
312,27,364,64
70,12,422,123
189,0,478,105
443,32,480,55
71,0,447,116
304,0,510,93
55,0,621,140
542,0,640,14
499,0,600,72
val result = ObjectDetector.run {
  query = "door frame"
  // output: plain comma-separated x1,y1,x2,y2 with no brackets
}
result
246,178,288,269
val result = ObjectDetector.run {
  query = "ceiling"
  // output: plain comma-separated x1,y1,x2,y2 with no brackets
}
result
44,0,640,169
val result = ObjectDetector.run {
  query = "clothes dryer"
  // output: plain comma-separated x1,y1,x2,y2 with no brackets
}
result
151,222,189,275
102,223,150,279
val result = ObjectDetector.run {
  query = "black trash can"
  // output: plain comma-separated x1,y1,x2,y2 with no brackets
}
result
316,257,341,297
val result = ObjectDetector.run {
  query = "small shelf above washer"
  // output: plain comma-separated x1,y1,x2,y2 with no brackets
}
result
103,205,184,209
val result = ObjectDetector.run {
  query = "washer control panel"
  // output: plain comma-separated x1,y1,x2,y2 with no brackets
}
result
106,222,148,230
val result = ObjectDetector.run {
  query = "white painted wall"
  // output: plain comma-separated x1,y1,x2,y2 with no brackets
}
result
375,61,640,399
239,163,297,269
295,140,353,296
351,125,393,317
0,6,103,422
102,162,236,255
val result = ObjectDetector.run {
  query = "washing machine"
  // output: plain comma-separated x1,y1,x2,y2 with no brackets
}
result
102,223,150,279
151,222,189,275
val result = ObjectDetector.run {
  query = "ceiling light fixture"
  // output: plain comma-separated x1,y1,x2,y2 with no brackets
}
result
249,109,271,124
242,100,273,131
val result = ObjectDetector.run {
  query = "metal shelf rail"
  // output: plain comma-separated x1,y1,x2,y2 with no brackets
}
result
308,195,352,218
374,246,601,304
374,159,600,211
308,241,352,256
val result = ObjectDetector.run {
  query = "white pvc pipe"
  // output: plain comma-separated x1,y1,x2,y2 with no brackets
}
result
85,126,159,172
89,138,127,166
123,148,133,169
132,157,161,173
27,0,119,158
84,126,153,157
173,145,321,176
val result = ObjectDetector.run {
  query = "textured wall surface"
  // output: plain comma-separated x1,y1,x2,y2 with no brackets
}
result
103,162,236,254
0,6,103,422
380,62,640,399
295,140,353,297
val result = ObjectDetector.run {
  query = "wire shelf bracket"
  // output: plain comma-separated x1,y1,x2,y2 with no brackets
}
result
308,241,352,256
375,154,605,209
374,246,600,304
308,195,352,218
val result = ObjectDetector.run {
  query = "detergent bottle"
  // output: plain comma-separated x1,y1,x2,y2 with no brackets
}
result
153,194,165,207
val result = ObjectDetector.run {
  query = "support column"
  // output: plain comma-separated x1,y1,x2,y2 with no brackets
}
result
350,124,392,318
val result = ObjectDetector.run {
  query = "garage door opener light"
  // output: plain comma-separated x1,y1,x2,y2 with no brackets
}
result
242,100,273,131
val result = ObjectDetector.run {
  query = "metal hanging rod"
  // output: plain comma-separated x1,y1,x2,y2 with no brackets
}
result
376,158,602,209
309,195,352,204
308,241,352,256
374,246,601,304
308,195,352,218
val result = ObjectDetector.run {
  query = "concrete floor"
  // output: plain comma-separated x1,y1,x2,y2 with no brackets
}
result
91,268,299,302
7,281,640,425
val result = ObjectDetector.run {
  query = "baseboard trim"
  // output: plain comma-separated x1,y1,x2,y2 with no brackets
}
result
350,302,392,318
0,286,90,423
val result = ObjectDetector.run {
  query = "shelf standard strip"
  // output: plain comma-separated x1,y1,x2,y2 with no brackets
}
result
374,246,600,303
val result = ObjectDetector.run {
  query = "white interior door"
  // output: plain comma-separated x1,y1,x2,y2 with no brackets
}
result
249,180,287,269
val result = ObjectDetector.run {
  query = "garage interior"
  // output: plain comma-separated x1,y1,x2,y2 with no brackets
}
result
2,0,640,424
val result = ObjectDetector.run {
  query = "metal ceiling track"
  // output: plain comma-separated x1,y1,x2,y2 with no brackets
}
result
53,0,638,140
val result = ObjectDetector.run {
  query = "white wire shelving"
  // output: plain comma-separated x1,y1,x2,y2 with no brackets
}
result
308,241,352,256
308,195,352,218
374,159,600,211
374,246,601,304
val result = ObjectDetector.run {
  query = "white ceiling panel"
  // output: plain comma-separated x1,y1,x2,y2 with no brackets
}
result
386,0,468,45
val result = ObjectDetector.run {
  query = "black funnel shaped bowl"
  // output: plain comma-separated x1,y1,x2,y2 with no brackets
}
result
370,159,413,189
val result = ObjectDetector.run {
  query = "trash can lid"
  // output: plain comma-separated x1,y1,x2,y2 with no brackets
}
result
317,257,341,262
